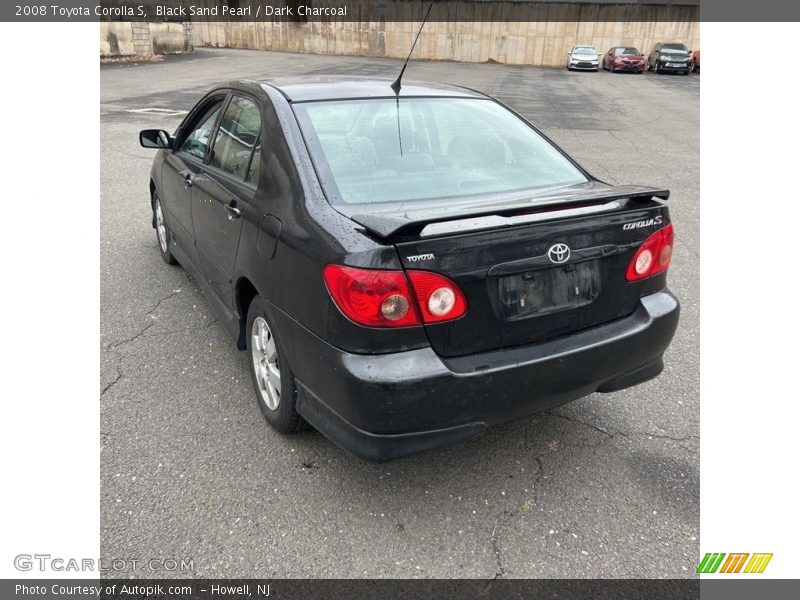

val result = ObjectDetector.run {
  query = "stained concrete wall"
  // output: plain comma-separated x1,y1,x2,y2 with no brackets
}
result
188,2,699,67
100,22,192,56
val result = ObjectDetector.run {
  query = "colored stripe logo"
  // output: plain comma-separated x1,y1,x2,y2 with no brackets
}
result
697,553,773,574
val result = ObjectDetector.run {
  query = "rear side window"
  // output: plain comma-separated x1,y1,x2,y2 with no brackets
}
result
210,96,262,182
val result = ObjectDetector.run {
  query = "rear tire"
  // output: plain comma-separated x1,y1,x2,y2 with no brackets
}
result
246,295,307,434
153,192,178,265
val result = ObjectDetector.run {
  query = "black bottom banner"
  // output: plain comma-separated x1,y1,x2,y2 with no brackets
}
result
5,578,800,600
3,578,704,600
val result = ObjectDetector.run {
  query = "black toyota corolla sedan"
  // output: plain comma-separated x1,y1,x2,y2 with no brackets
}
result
139,78,679,461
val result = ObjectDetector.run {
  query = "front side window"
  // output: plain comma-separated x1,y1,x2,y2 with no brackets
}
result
178,101,222,159
210,96,262,181
294,97,587,205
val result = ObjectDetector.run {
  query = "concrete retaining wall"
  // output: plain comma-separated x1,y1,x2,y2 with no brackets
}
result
188,2,699,67
100,22,192,56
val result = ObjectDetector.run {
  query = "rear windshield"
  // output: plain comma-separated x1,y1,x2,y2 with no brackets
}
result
293,97,587,205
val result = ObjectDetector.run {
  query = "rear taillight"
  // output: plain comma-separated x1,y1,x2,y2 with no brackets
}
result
626,224,674,282
323,265,420,327
407,270,468,324
322,265,467,328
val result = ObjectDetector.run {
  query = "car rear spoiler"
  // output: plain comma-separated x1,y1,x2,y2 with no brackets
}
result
344,184,670,239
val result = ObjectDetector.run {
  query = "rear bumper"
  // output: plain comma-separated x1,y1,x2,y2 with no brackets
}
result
287,291,679,461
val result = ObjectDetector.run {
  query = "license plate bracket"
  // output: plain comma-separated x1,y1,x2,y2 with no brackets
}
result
495,261,602,321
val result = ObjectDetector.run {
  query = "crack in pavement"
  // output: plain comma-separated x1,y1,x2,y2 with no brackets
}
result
490,522,506,579
107,322,154,350
143,317,220,339
488,408,698,577
545,410,614,438
101,371,123,396
544,410,698,454
105,315,219,352
487,416,550,579
105,278,197,351
145,287,184,317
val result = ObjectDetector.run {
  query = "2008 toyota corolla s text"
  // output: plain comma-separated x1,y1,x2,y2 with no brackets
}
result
139,78,679,461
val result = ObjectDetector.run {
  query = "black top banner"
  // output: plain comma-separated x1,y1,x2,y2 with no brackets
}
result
3,0,793,23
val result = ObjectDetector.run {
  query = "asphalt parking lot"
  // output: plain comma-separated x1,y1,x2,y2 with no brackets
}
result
100,48,699,578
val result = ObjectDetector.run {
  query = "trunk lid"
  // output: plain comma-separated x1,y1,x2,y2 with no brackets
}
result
387,193,670,357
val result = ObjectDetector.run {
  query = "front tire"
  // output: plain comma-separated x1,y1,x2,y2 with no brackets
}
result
153,193,178,265
246,296,307,434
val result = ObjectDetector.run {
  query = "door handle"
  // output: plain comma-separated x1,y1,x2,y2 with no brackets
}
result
181,171,195,189
224,201,241,220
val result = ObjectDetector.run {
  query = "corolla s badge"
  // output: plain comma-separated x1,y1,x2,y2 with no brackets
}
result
547,243,571,264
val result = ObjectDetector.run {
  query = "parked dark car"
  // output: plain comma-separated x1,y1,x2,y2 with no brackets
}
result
603,47,646,73
139,78,679,461
647,42,692,75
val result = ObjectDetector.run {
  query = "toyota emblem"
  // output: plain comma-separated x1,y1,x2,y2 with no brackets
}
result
547,243,571,264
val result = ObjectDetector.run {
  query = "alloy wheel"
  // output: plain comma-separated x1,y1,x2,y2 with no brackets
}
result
155,200,168,253
251,316,281,410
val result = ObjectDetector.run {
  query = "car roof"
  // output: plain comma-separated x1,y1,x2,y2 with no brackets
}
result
257,76,489,103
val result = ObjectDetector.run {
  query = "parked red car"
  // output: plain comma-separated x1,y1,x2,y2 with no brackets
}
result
603,47,646,73
691,50,700,73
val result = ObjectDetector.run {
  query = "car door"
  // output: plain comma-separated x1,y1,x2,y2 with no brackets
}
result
191,93,262,303
160,96,225,250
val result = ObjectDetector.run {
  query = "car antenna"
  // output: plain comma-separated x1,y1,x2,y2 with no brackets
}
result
390,0,438,95
391,0,438,156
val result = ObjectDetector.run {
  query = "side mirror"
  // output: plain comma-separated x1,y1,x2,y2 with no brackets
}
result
139,129,173,149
